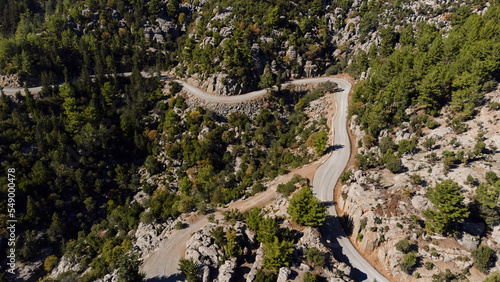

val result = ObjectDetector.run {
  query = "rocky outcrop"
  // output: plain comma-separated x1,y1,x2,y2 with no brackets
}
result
217,258,237,282
184,91,266,118
49,255,80,278
276,267,291,282
185,224,223,266
246,244,264,282
0,74,22,88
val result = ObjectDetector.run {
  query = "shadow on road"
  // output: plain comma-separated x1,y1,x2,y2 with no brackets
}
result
325,144,344,154
144,273,183,282
319,215,368,282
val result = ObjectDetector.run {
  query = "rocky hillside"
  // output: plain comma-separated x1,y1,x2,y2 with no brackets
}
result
340,86,500,281
180,193,354,282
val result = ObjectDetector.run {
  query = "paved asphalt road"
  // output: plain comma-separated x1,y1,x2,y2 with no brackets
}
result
4,74,389,281
312,79,389,282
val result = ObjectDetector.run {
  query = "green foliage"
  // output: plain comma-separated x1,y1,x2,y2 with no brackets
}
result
263,237,293,271
424,180,469,235
117,254,144,282
178,258,198,282
400,252,418,274
472,245,495,273
398,139,417,156
484,271,500,282
340,170,353,184
303,272,317,282
395,238,412,253
288,186,326,227
425,261,435,270
277,174,304,197
306,247,325,267
255,269,277,282
314,130,328,155
423,137,436,150
257,217,279,244
44,255,59,272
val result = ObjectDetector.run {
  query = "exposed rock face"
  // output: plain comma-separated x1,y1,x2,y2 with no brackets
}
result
184,90,265,118
134,219,178,257
1,74,21,88
185,224,223,266
217,258,237,282
96,269,118,282
204,73,252,96
456,232,479,250
276,267,291,282
304,61,318,77
246,244,264,282
411,195,432,211
49,255,80,278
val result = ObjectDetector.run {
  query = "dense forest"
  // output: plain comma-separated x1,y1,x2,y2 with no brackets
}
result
1,0,499,280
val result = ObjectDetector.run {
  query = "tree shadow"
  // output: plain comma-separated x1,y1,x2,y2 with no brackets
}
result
319,215,367,281
144,273,183,282
325,144,344,153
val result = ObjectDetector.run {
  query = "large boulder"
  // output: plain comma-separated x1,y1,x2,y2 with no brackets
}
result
276,267,291,282
217,258,237,282
456,232,479,250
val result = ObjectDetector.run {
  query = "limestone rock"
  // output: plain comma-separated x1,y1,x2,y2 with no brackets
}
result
411,195,432,211
304,61,318,77
217,258,237,282
246,244,264,282
456,232,479,250
276,267,291,282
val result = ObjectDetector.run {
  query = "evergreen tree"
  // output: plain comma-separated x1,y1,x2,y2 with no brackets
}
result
288,186,326,227
423,180,469,235
263,236,293,271
178,258,198,282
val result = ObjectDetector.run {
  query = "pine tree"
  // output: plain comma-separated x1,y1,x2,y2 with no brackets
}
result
178,258,198,282
263,237,293,271
423,180,469,235
288,186,326,227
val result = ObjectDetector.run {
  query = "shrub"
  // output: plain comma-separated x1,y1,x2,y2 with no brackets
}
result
357,233,364,242
396,238,412,253
410,174,422,185
472,245,495,273
400,252,417,274
44,255,59,272
340,170,352,184
360,218,368,230
178,258,198,282
425,261,435,270
306,247,325,267
175,221,185,230
386,157,402,173
426,119,439,129
484,271,500,282
303,272,317,282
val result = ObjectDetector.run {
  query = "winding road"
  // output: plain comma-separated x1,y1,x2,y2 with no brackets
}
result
4,75,389,281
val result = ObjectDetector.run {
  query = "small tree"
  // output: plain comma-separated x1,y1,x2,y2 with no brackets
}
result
395,238,412,253
44,255,59,272
423,180,469,235
288,186,326,227
178,258,198,282
472,245,495,273
484,271,500,282
423,137,436,150
314,130,328,155
263,237,293,271
303,272,317,282
400,252,417,274
306,247,325,267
